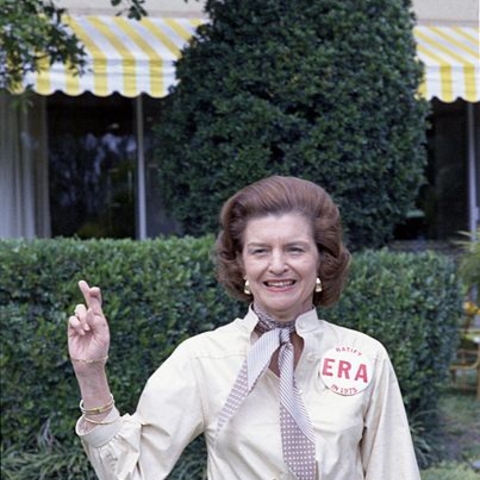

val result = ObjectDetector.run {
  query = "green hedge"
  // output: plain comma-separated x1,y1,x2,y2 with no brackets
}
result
0,236,240,451
0,238,461,475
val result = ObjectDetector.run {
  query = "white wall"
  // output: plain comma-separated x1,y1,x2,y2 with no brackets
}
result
58,0,479,24
412,0,478,25
57,0,207,17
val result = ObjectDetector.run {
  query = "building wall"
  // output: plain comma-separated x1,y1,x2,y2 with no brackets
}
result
58,0,206,17
58,0,479,24
412,0,478,25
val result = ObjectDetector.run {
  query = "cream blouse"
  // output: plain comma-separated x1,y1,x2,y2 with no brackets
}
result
77,308,421,480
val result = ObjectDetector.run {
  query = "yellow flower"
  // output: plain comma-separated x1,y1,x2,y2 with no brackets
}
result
463,301,480,316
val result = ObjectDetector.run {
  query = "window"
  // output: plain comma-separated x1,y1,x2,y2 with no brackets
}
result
394,99,475,242
47,93,136,238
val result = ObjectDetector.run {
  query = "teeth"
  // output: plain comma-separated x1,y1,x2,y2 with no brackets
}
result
266,280,294,287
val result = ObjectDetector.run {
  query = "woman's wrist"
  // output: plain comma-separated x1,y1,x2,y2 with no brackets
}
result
74,365,112,409
78,404,120,432
70,354,109,377
70,355,109,365
80,393,115,415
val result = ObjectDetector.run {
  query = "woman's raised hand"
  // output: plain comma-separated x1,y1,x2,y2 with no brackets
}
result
68,280,110,371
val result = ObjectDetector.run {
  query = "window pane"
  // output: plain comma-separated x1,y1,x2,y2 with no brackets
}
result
394,99,469,242
142,94,181,238
47,93,136,238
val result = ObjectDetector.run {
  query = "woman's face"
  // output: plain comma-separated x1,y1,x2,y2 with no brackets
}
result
241,213,319,322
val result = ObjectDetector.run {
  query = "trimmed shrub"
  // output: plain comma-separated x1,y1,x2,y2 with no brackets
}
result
153,0,428,249
0,236,241,451
0,239,461,475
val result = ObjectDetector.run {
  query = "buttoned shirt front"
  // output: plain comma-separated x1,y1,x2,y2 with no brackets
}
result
78,308,421,480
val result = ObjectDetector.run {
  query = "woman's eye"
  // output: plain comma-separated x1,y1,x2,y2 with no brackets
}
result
288,246,304,253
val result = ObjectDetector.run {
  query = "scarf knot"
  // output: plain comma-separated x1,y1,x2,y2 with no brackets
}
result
254,306,296,335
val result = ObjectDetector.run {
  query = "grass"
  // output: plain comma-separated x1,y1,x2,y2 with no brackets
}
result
420,372,480,480
422,462,479,480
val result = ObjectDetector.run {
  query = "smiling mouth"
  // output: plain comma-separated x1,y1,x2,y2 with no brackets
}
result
264,280,296,288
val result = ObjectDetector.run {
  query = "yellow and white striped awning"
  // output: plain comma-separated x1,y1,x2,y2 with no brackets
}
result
414,25,479,102
25,16,202,98
24,18,479,102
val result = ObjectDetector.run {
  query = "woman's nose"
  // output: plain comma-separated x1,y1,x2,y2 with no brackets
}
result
269,251,287,273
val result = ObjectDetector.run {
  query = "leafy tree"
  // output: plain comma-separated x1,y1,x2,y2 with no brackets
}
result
0,0,147,91
456,227,480,301
153,0,429,250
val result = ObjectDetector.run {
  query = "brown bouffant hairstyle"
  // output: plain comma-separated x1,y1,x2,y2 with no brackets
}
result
214,176,351,307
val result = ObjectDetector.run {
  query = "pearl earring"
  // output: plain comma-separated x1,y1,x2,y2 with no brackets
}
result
315,277,323,293
244,280,252,295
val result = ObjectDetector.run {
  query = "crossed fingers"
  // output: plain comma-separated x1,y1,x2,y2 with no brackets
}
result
69,280,104,336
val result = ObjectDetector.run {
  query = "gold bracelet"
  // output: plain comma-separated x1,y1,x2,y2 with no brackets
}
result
81,414,119,425
70,356,109,365
79,394,115,415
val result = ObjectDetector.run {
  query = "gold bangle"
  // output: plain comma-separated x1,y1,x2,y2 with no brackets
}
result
81,414,119,425
70,356,109,365
80,394,115,415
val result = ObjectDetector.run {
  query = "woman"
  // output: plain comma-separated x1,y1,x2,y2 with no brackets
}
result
68,176,420,480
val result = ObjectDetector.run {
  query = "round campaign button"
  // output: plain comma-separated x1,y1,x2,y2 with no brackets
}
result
319,345,373,396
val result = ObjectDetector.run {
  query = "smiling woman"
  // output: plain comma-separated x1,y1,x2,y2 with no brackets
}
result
240,213,319,322
68,175,421,480
215,176,351,308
